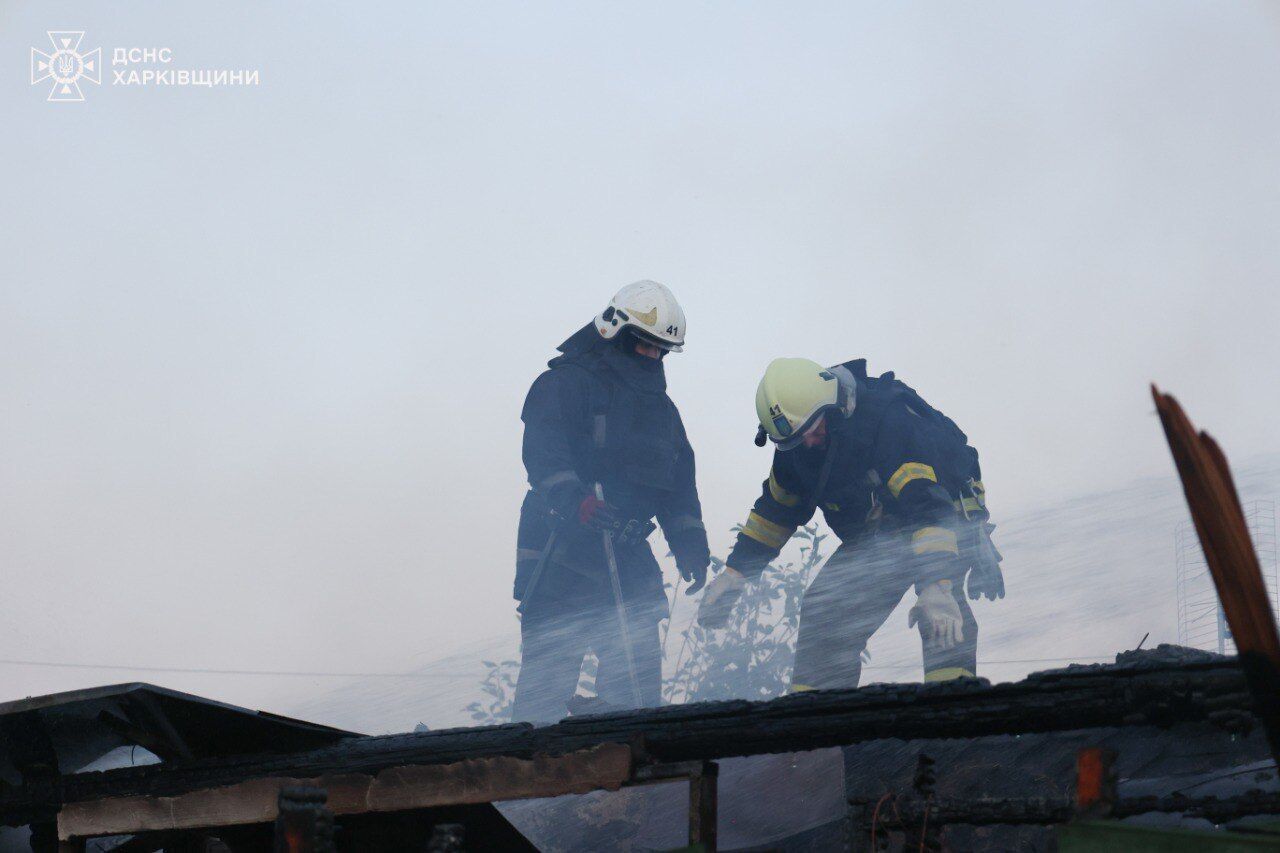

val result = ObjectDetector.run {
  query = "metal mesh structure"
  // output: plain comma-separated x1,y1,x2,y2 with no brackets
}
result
1177,499,1278,653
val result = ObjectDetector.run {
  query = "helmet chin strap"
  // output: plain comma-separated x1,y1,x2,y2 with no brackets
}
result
811,432,840,505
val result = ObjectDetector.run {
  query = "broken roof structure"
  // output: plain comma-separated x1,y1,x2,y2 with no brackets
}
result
0,683,355,772
0,684,535,852
0,647,1274,851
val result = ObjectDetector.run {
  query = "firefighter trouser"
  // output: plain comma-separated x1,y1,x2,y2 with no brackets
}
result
512,564,662,724
790,535,977,691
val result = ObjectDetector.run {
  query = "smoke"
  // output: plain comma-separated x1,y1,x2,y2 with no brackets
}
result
0,2,1276,720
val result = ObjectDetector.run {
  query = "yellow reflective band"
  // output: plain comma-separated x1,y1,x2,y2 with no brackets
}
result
789,683,816,693
912,526,959,555
954,497,985,514
924,667,974,683
887,462,937,498
741,511,792,550
767,469,800,507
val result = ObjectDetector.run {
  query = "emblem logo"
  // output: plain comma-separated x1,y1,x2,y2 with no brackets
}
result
627,307,658,327
31,31,101,102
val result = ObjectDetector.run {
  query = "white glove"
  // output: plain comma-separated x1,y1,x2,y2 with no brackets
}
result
697,566,746,628
908,580,964,650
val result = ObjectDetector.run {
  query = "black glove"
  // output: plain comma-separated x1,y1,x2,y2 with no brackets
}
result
966,523,1005,601
668,528,711,594
966,562,1005,601
679,558,709,594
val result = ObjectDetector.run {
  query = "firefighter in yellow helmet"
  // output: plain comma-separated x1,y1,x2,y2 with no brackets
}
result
698,357,1003,688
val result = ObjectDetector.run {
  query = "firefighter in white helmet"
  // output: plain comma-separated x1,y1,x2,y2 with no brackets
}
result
592,279,688,353
698,357,1003,689
512,281,710,722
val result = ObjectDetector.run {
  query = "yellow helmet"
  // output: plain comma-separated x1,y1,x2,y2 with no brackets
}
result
754,358,848,449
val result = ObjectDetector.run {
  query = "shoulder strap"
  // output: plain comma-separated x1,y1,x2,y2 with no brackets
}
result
553,355,615,485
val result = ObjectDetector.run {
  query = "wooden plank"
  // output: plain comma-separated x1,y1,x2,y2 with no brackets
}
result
1152,386,1280,765
0,649,1235,836
58,742,631,841
688,762,717,852
40,653,1253,813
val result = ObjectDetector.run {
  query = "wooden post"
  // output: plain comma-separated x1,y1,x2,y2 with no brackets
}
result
688,761,718,852
274,786,335,853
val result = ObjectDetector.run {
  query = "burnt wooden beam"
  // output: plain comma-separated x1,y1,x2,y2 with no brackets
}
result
0,652,1248,838
57,742,632,841
126,693,197,763
40,654,1255,811
1153,386,1280,765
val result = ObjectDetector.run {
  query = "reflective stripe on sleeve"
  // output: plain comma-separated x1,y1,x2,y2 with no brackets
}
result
517,548,543,562
767,470,801,507
887,462,937,498
538,470,580,493
741,511,792,550
912,526,959,555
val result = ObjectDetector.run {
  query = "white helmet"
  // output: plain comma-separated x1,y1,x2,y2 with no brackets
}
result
593,280,687,352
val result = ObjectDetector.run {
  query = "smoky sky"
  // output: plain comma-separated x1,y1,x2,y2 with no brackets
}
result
1,1,1278,715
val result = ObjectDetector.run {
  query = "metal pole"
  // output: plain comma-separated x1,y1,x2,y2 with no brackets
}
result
517,526,560,613
596,483,645,708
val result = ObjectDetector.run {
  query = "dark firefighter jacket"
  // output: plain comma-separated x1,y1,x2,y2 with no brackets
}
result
515,325,710,606
726,360,986,590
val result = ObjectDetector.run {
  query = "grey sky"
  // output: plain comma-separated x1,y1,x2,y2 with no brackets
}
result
2,1,1278,714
